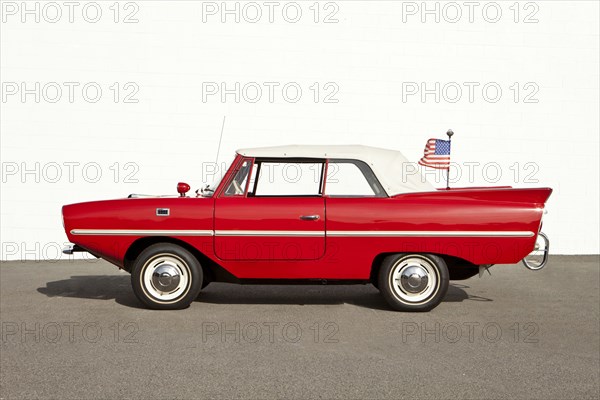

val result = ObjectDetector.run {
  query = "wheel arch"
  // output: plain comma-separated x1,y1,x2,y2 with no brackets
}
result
123,236,218,283
370,252,479,282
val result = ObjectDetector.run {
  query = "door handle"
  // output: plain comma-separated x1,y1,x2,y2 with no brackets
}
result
300,215,320,221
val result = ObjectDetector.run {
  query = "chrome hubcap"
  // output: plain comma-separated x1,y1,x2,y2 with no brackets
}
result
400,266,429,293
152,264,181,292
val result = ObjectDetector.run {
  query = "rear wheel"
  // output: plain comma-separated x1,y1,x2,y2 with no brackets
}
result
379,253,449,312
131,243,203,310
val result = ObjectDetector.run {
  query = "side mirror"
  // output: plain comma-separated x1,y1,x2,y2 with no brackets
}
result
196,184,213,197
177,182,191,197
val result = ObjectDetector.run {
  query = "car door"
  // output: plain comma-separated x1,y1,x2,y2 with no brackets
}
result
214,158,326,261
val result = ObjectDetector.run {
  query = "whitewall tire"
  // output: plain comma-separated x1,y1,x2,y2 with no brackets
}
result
131,243,203,310
379,253,449,312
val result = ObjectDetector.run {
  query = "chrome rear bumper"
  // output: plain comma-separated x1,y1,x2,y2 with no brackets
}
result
522,232,549,270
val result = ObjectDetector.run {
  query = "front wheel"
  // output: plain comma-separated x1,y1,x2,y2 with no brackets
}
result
131,243,203,310
378,253,449,312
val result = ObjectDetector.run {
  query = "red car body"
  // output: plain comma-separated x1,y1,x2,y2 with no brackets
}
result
62,145,552,310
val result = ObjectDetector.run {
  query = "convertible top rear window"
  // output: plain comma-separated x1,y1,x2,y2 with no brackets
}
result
326,159,386,197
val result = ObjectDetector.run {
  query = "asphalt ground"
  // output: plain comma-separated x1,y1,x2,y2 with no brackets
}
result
0,255,598,399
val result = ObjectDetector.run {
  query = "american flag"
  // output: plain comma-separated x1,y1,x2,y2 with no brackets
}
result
418,138,451,170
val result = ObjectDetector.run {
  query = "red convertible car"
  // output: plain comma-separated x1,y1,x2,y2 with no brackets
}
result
62,145,551,311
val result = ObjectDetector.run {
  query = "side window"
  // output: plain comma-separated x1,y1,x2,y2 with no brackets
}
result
252,161,324,196
224,160,251,196
326,159,386,197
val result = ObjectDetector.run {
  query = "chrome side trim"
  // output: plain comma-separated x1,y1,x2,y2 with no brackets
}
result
70,229,534,238
327,231,535,237
215,230,325,237
71,229,214,236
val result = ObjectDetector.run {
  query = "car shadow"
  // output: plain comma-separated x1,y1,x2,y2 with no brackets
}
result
37,275,491,311
199,282,491,311
37,275,145,309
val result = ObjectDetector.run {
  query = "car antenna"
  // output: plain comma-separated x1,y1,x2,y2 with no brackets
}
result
215,115,226,167
196,116,226,197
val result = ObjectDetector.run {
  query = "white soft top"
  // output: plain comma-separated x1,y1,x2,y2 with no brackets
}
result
236,145,434,196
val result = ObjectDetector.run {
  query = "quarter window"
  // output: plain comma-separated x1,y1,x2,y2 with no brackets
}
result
325,159,386,197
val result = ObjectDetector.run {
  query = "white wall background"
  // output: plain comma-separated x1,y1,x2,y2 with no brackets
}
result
1,0,598,260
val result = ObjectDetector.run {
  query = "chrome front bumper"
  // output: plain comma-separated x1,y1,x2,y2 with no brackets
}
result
62,244,85,255
522,232,549,270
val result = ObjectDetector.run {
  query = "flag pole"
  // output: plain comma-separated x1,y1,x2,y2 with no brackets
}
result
446,129,454,190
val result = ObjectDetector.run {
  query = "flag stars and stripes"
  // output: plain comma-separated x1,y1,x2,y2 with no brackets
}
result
419,138,451,170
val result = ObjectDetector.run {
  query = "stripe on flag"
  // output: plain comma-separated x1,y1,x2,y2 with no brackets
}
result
418,138,451,170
